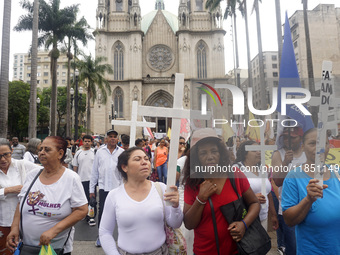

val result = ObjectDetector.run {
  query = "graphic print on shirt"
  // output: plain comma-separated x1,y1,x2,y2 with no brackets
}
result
27,191,62,217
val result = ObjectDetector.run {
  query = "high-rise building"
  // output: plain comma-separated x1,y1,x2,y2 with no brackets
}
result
13,53,26,81
250,51,279,110
12,51,69,89
288,4,340,82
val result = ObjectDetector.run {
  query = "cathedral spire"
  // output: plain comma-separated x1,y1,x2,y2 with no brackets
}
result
155,0,165,10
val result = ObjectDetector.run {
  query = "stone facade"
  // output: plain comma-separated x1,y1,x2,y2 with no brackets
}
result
92,0,229,136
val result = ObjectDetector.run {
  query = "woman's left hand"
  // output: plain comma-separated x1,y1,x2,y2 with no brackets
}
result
228,221,246,242
164,185,180,208
39,228,58,246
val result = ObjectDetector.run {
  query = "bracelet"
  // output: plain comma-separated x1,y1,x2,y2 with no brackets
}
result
242,220,248,230
196,196,207,205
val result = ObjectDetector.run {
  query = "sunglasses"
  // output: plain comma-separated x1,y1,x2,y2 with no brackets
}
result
0,152,11,160
179,142,186,145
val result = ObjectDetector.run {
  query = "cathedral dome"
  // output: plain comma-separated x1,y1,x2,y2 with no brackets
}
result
141,10,179,34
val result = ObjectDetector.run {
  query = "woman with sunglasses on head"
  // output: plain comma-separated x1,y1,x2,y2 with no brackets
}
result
0,138,38,255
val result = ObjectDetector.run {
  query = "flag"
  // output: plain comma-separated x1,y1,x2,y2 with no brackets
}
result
167,127,171,139
245,112,260,142
276,12,314,134
221,115,235,142
143,117,154,139
180,119,190,141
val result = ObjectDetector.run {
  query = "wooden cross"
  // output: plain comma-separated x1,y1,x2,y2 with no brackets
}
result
313,61,334,187
245,125,277,209
138,73,211,202
111,101,156,147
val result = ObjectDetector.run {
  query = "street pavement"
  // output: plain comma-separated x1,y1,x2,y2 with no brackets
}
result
72,223,280,255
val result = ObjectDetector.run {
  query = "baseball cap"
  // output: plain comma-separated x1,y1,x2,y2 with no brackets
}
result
191,128,221,147
281,127,303,137
106,129,118,136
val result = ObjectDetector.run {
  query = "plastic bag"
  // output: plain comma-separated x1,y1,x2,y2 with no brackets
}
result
88,204,95,218
39,244,57,255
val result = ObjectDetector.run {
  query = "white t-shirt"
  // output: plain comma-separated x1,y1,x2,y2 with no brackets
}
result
72,148,95,182
0,159,38,226
99,182,183,255
19,168,87,250
233,163,271,221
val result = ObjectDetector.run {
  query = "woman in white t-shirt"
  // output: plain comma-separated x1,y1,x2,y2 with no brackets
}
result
99,147,183,255
23,138,41,164
233,140,279,231
7,136,88,254
0,138,38,255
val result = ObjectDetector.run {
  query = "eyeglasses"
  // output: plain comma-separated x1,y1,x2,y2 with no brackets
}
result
0,152,11,160
179,142,186,145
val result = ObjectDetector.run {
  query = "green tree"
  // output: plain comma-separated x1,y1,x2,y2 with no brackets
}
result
0,0,12,138
8,81,30,140
64,16,93,137
15,0,78,136
28,0,39,138
77,54,113,132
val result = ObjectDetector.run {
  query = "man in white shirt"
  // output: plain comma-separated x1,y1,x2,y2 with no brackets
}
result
90,129,124,247
73,135,96,226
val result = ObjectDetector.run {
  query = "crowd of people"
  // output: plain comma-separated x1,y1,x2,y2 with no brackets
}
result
0,126,339,254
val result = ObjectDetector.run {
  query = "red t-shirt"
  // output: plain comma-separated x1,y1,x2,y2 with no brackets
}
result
184,171,250,255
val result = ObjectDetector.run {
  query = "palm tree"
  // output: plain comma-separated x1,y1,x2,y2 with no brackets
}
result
76,54,113,132
15,0,78,136
28,0,39,139
275,0,282,66
206,0,243,87
0,0,12,138
64,17,93,138
252,0,266,110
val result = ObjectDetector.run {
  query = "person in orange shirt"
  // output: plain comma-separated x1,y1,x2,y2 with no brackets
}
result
153,139,168,184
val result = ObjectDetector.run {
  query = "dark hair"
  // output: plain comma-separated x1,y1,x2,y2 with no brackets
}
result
135,138,143,146
45,136,68,162
83,135,93,141
182,138,231,189
302,128,317,144
65,137,71,142
179,136,185,141
121,134,130,145
118,147,148,181
26,138,41,154
0,138,11,151
235,140,258,164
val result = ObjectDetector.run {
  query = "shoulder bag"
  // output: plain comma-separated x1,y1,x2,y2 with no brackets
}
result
219,177,271,255
16,169,71,255
154,182,187,255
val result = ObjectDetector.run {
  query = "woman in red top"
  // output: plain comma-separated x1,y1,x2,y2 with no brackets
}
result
183,128,260,255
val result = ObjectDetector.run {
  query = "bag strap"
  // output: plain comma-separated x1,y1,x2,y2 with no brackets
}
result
154,182,166,226
208,198,220,255
20,168,43,240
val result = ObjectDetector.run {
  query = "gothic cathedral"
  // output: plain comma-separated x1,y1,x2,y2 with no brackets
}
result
92,0,227,136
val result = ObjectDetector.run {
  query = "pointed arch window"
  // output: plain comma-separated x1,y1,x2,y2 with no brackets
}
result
114,42,124,80
114,87,124,118
196,0,203,11
116,0,123,11
197,41,207,79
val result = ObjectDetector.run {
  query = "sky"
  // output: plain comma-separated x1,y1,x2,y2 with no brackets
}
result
0,0,339,81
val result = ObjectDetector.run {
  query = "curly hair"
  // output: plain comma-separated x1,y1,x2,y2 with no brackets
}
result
182,138,231,190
